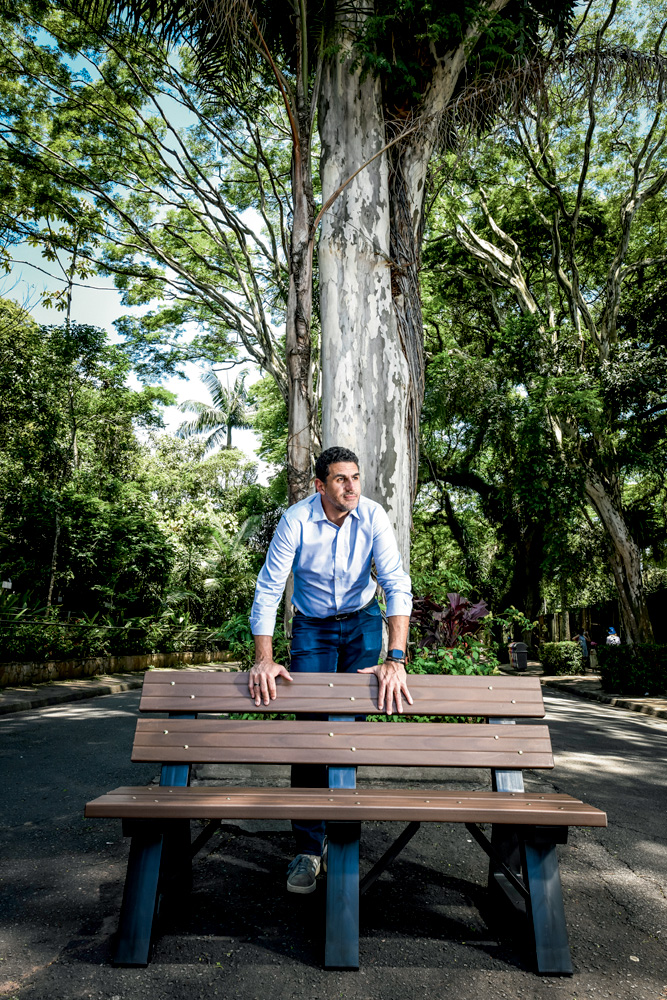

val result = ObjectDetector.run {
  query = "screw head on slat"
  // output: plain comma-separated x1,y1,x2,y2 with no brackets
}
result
132,796,137,800
518,750,523,754
184,745,189,749
329,683,334,687
154,799,159,802
190,695,195,699
488,685,493,690
494,735,499,740
351,747,356,752
163,730,169,735
329,732,334,737
425,799,430,803
511,699,516,704
356,801,361,805
226,797,231,800
558,806,564,810
329,798,334,801
350,696,355,701
457,800,462,804
170,681,175,686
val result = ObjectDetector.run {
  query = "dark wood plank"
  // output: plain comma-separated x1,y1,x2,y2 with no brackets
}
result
85,786,608,827
138,671,545,718
130,719,553,768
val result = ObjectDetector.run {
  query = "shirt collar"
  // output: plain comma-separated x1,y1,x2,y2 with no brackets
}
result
311,493,362,522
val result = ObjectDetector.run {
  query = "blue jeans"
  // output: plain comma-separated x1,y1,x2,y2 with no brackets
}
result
289,600,383,855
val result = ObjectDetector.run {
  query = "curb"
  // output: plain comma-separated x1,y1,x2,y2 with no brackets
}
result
541,677,667,720
0,673,145,715
0,663,241,717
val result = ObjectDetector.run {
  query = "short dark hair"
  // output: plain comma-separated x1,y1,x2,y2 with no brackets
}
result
315,446,359,483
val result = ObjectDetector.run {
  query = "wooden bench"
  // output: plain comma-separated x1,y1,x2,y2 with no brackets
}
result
85,670,607,973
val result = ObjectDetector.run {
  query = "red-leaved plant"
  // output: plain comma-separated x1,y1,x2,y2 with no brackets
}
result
410,592,490,650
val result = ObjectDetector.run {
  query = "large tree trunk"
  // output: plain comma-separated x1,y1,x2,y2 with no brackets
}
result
318,7,412,564
285,95,316,506
584,471,654,644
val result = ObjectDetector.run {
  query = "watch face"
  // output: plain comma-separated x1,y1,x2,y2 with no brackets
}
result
388,649,404,659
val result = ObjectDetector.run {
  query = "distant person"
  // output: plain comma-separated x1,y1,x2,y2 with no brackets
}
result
606,627,621,646
573,632,590,672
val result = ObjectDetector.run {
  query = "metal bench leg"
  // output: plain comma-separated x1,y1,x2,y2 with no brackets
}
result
114,825,163,966
325,821,361,969
522,830,573,975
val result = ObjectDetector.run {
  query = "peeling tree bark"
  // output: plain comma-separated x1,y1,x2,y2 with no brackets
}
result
318,1,512,566
318,8,412,564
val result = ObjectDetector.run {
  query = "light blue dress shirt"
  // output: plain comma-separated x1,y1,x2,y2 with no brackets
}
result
250,493,412,636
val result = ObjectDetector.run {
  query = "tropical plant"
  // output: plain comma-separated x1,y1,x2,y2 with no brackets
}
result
178,371,253,452
410,592,490,650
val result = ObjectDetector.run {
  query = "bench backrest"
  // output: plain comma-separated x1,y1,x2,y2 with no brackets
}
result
132,671,552,773
139,670,545,718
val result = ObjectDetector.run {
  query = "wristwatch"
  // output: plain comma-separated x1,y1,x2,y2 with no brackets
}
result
385,648,405,662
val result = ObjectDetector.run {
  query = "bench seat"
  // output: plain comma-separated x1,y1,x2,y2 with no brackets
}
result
86,785,606,826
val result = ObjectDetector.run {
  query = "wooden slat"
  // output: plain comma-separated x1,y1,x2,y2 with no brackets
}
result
85,786,607,827
139,671,545,718
131,719,554,769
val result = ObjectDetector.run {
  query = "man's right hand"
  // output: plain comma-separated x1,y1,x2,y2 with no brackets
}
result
248,660,292,706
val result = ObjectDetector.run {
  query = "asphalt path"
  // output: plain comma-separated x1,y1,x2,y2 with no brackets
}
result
0,688,665,1000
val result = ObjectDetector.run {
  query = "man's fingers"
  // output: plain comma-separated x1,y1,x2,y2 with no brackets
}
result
260,675,270,706
402,680,414,706
377,676,386,712
277,665,293,681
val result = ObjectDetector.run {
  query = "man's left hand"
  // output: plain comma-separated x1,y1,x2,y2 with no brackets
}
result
358,660,413,715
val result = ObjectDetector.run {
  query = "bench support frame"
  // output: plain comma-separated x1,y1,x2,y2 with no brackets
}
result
113,713,193,966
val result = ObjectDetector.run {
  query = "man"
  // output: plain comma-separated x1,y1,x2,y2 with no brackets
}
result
249,446,413,894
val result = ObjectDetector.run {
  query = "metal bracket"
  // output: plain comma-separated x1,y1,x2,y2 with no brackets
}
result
465,823,529,901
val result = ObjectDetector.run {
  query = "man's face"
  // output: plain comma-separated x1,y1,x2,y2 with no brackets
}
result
315,461,360,513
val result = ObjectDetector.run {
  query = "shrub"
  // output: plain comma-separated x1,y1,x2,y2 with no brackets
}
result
597,643,667,696
540,641,583,676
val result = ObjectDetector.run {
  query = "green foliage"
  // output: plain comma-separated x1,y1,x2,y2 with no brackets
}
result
597,643,667,697
409,636,499,676
219,614,290,670
355,0,574,107
540,641,583,676
0,601,229,662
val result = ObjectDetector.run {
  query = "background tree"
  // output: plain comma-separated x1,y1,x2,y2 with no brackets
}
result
177,371,253,451
317,0,576,563
418,1,667,641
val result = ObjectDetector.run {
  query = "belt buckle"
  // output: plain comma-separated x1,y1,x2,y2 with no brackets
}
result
333,611,346,621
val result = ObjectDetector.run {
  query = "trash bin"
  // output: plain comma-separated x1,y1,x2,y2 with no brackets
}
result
508,641,528,672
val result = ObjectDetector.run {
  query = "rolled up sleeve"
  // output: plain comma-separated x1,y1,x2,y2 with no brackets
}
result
249,515,298,636
372,507,412,617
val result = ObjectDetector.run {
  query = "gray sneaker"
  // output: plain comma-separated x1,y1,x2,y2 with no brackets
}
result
286,853,321,894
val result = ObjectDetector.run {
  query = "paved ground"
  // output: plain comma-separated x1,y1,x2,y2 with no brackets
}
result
0,684,665,1000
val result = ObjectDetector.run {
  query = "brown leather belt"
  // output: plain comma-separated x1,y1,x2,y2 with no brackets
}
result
294,596,377,622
